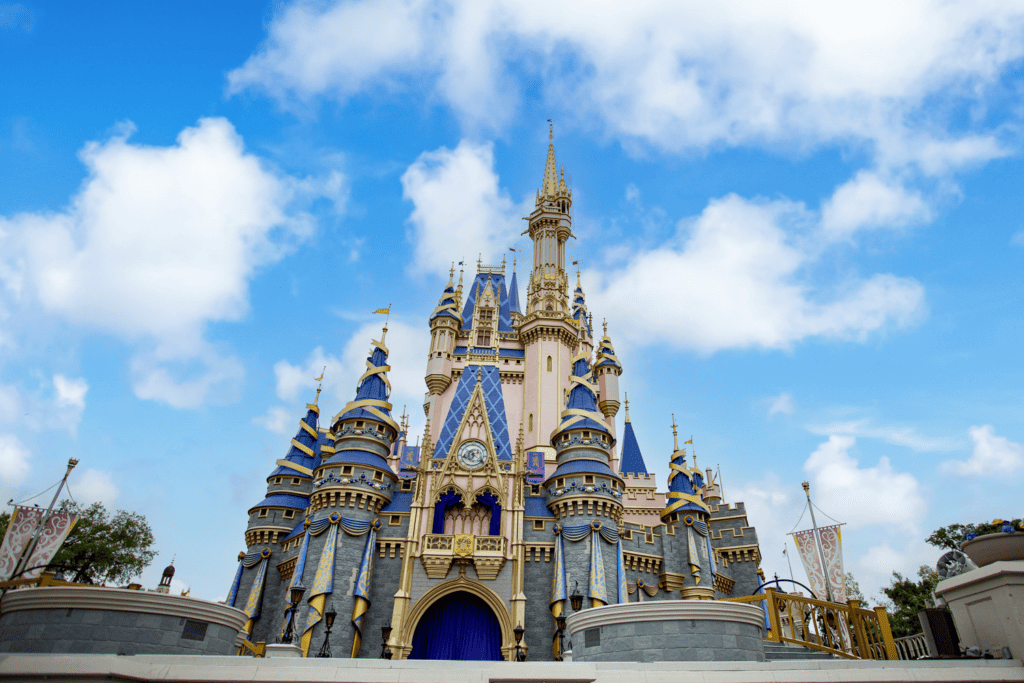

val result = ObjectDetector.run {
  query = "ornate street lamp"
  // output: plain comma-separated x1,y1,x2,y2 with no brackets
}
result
380,624,393,659
316,603,337,658
279,584,306,645
514,623,526,661
569,580,583,612
555,613,567,660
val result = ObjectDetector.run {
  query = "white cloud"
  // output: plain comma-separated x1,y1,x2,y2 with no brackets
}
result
803,435,925,531
767,393,794,417
52,375,87,434
70,468,119,507
590,194,926,353
273,319,430,435
821,171,931,241
229,1,1023,170
253,406,295,436
1011,229,1024,247
941,424,1024,476
130,345,244,410
806,418,959,453
0,118,340,408
401,140,522,274
0,434,30,485
0,384,19,423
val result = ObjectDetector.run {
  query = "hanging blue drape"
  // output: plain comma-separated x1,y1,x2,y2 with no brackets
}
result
432,490,463,534
409,591,502,660
475,492,501,536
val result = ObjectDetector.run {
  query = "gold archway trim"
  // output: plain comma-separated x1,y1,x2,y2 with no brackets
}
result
396,575,517,661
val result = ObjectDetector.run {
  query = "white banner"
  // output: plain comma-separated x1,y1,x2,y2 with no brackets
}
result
791,528,828,601
817,524,847,603
0,507,45,581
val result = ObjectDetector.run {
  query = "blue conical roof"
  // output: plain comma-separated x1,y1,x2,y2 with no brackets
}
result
551,353,614,444
619,419,648,475
334,332,399,431
508,270,521,314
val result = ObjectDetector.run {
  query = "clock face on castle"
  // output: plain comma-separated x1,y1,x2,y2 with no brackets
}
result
456,440,487,470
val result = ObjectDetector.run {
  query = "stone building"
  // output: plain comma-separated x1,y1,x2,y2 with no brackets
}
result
227,127,763,660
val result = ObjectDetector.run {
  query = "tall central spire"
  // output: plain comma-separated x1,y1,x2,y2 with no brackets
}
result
543,121,558,198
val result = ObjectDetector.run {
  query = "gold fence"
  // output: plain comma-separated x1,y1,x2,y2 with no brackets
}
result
237,638,266,657
723,588,898,660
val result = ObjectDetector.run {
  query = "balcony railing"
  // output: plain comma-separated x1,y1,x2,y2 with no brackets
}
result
420,534,508,580
723,588,898,660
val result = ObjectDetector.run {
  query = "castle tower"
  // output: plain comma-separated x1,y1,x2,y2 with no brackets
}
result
546,350,624,619
521,125,582,455
425,268,460,400
157,560,174,594
593,320,622,468
659,419,715,600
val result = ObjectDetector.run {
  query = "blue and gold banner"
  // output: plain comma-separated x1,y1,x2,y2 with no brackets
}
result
279,527,312,640
225,552,245,608
616,540,628,605
589,523,606,606
526,450,545,484
350,518,380,657
241,548,271,634
301,514,340,655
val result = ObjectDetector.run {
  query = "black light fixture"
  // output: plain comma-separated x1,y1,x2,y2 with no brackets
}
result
279,584,306,645
513,624,526,661
554,614,567,661
316,603,336,658
569,580,583,612
381,624,393,659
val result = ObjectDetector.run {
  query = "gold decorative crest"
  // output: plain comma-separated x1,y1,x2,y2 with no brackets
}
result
453,533,474,557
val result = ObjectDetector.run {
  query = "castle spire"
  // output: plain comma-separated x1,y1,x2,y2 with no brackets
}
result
624,392,630,422
671,414,679,451
543,121,558,198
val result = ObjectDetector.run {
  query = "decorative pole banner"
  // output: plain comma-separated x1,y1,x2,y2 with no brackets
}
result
526,451,546,485
241,548,272,635
816,525,847,602
588,521,606,607
279,527,312,640
0,506,45,581
791,529,827,601
21,510,78,580
616,540,628,604
549,526,566,659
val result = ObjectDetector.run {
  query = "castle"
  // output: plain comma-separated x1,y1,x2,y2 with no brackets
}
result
227,128,763,661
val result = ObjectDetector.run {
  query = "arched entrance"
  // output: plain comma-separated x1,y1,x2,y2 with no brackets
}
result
408,591,503,660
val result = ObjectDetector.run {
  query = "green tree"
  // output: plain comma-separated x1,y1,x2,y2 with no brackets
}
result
845,572,866,605
879,565,939,638
0,501,156,585
927,518,1023,550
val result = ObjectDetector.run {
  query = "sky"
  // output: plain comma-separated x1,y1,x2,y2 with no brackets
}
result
1,1,1023,604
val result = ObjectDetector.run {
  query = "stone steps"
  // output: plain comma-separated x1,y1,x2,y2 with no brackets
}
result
763,642,837,660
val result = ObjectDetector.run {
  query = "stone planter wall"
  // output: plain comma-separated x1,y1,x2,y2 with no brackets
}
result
0,586,248,656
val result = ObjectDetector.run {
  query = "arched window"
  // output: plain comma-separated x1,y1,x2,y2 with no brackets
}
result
528,414,534,432
547,356,552,372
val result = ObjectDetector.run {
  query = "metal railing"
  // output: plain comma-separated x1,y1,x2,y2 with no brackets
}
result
723,588,898,660
891,632,929,660
237,638,266,657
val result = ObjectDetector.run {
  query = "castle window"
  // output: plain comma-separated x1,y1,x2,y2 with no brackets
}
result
528,414,534,432
556,478,564,488
292,478,300,485
258,509,268,518
389,515,402,526
342,466,353,475
283,510,295,519
546,356,552,372
479,309,493,322
356,421,363,427
585,475,594,484
273,477,282,484
401,479,413,491
530,485,541,495
533,520,545,531
622,529,632,540
373,471,383,481
477,332,491,346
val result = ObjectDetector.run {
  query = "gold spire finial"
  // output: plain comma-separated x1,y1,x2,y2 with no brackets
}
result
313,366,326,405
477,253,482,271
476,365,483,385
549,119,553,142
692,445,698,470
624,392,630,422
502,253,506,272
671,413,679,451
542,120,558,197
380,324,388,345
603,318,608,337
449,263,455,284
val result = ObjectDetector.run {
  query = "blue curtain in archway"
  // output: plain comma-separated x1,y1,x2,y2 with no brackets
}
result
409,591,502,660
432,490,463,534
476,492,501,536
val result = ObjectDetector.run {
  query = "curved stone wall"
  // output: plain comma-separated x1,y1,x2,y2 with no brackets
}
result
565,601,766,662
0,586,247,656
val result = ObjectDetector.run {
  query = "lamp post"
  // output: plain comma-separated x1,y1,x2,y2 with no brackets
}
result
569,580,583,612
514,623,526,661
555,614,567,661
279,584,306,645
316,603,337,658
380,624,393,659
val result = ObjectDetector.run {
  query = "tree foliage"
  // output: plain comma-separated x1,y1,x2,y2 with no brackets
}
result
0,501,156,585
844,571,866,605
879,565,939,638
927,518,1023,550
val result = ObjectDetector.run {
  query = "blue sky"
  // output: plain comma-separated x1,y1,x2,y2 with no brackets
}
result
1,1,1023,602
